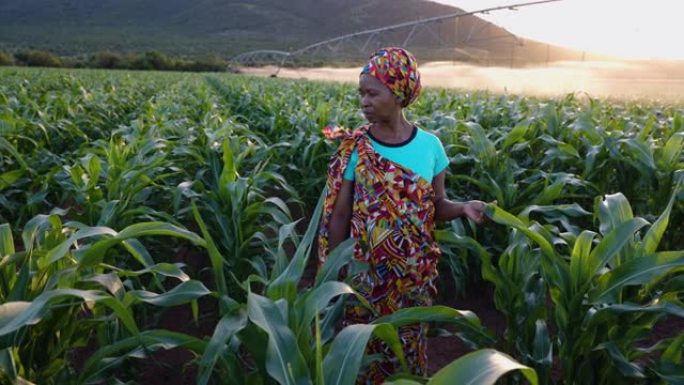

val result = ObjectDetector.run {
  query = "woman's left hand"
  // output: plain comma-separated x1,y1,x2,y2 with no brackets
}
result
463,200,493,225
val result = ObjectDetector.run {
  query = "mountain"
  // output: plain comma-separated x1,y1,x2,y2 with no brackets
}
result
0,0,589,64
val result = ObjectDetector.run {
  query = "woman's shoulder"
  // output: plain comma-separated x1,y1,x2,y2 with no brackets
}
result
414,127,444,147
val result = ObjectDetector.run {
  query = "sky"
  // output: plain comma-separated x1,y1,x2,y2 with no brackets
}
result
432,0,684,60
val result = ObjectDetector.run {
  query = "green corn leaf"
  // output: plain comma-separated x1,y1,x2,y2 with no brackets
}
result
620,137,656,171
0,169,23,191
117,222,204,244
372,305,480,328
652,362,684,385
0,223,14,257
661,132,684,169
0,137,29,170
370,323,408,372
220,139,237,187
427,349,538,385
460,122,496,167
383,380,423,385
86,153,102,188
533,179,566,206
21,213,62,255
296,281,354,338
197,311,248,385
372,306,495,350
586,217,649,277
594,341,645,378
434,230,501,288
314,311,324,385
0,347,17,382
569,230,598,292
0,289,138,337
486,204,571,297
0,302,31,331
79,329,206,384
247,292,311,385
590,251,684,303
84,273,125,298
192,201,228,304
501,122,530,151
314,238,355,286
323,324,376,385
320,300,345,346
270,220,300,280
78,222,205,269
664,275,684,293
124,263,190,281
598,193,635,236
322,323,405,385
6,263,29,302
237,323,270,381
43,226,117,267
661,332,684,364
518,203,591,223
120,238,155,268
484,205,555,259
268,189,324,303
588,302,684,330
532,319,552,365
125,280,211,307
641,183,679,254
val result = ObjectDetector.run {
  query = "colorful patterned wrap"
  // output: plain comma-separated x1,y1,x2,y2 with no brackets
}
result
319,125,441,384
360,47,422,108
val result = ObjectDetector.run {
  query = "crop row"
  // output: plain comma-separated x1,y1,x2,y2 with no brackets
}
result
0,67,682,384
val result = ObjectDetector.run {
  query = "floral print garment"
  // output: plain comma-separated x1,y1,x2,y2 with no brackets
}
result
318,125,441,383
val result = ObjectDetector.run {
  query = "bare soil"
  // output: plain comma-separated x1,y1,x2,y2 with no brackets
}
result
129,247,684,384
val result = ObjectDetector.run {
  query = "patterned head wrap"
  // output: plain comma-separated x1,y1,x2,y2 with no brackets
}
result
360,47,422,107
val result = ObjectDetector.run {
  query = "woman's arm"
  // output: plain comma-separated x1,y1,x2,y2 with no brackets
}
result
328,179,354,250
432,170,487,224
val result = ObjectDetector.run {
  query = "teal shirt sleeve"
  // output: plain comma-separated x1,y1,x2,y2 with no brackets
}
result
433,136,449,175
343,149,358,181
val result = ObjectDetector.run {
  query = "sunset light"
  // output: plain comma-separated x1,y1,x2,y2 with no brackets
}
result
434,0,684,60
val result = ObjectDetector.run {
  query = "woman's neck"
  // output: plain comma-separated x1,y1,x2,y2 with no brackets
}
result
370,113,413,143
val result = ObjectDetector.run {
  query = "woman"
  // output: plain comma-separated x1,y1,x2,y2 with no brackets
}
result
318,47,488,383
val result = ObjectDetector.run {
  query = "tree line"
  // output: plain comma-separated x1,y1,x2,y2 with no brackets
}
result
0,49,237,72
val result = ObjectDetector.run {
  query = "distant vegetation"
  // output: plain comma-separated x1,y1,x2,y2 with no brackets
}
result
0,49,233,72
0,0,594,67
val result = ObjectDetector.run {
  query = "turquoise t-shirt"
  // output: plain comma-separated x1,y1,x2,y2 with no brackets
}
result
343,127,449,183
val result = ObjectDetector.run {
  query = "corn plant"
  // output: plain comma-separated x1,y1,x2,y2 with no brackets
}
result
176,134,295,299
186,190,495,385
485,182,684,384
0,212,211,384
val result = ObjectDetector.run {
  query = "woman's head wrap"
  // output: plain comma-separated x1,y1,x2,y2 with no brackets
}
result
360,47,422,107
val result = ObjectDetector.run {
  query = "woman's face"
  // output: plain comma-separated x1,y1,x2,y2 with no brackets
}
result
358,74,401,123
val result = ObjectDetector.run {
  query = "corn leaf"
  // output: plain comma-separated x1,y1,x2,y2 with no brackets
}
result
591,251,684,303
247,292,311,385
427,349,538,385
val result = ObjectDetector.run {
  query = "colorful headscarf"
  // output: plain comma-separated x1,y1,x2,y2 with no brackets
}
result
361,47,422,107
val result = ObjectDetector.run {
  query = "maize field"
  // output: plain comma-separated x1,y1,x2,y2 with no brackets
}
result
0,67,683,385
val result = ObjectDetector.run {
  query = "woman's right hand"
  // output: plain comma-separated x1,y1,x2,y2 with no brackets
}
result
464,200,496,224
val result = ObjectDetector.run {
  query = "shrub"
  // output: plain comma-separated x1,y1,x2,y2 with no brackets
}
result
0,51,13,66
132,50,173,71
92,51,124,69
184,55,227,72
16,50,63,67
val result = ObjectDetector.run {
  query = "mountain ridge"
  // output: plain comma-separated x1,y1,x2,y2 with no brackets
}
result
0,0,588,64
